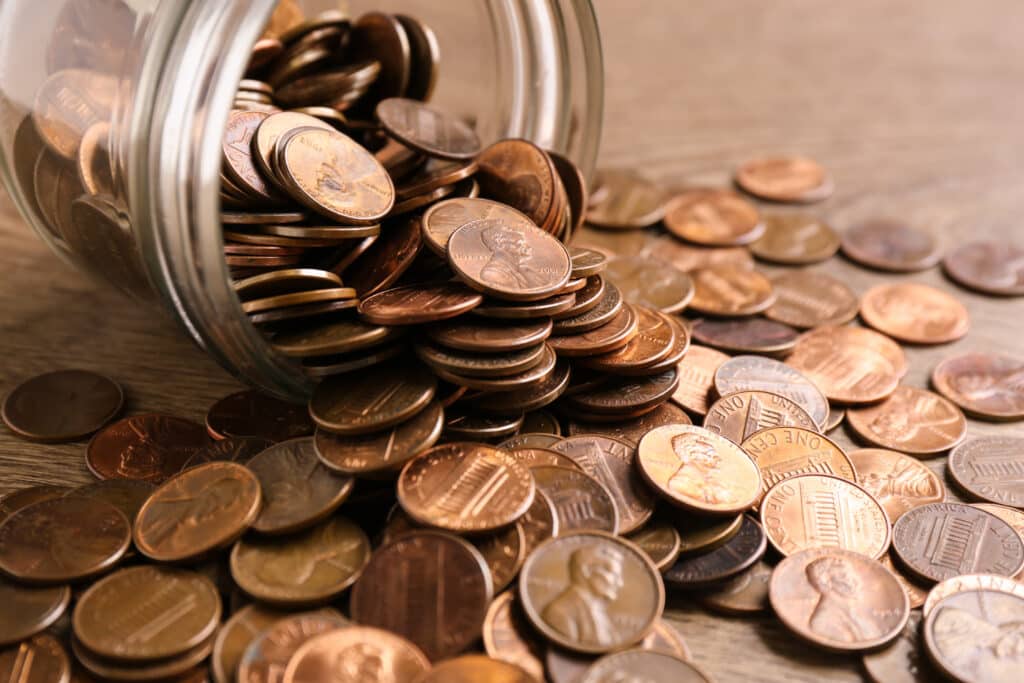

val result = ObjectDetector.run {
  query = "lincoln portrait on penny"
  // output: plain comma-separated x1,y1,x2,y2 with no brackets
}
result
543,544,626,647
478,219,544,289
805,556,884,642
667,432,733,504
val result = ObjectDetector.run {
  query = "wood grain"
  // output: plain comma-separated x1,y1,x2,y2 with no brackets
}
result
3,1,1024,680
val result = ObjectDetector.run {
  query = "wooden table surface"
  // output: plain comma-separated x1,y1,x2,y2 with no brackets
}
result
3,1,1024,681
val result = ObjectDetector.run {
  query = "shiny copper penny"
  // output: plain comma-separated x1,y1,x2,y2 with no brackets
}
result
579,306,676,374
750,213,840,265
948,437,1024,508
664,188,764,246
688,265,776,316
33,69,114,160
474,363,571,415
846,386,967,456
344,215,423,297
475,291,577,320
848,449,944,523
735,156,831,203
602,256,695,314
942,240,1024,296
252,112,333,185
397,442,535,533
562,370,679,418
483,592,547,681
532,466,620,534
351,530,493,661
764,271,859,329
923,589,1024,683
211,604,287,683
418,656,538,683
671,344,730,416
760,474,891,559
519,489,560,557
358,281,483,325
922,573,1024,619
0,578,70,646
700,560,773,614
309,361,436,435
519,531,663,654
785,327,900,404
549,300,636,357
376,97,480,160
861,612,937,683
860,282,969,344
86,414,210,484
474,139,559,229
444,410,526,440
638,424,762,515
813,324,909,379
639,233,755,273
892,502,1024,582
504,448,578,472
569,247,607,279
74,565,220,661
626,521,682,572
0,496,129,584
770,547,909,652
664,515,767,588
841,219,940,272
422,198,535,257
284,626,431,683
932,352,1024,421
2,369,122,442
714,355,831,429
222,110,281,203
428,318,552,353
0,634,70,683
134,461,261,562
691,317,799,356
416,341,547,379
566,402,693,447
240,287,358,314
740,426,857,503
879,554,930,610
206,389,314,442
704,390,818,445
585,169,667,229
237,609,348,683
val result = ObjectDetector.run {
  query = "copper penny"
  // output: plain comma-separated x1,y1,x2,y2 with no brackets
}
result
579,306,676,374
892,502,1024,582
943,240,1024,296
566,402,693,447
284,626,431,683
475,291,577,320
714,355,830,429
760,474,891,559
501,432,562,450
85,414,209,484
549,296,635,354
638,424,761,515
750,213,840,265
932,352,1024,421
473,362,571,415
344,215,423,297
846,386,967,456
639,233,755,273
271,317,401,358
785,327,900,404
444,410,525,440
769,547,909,652
922,573,1024,619
211,604,287,683
923,589,1024,683
740,426,857,503
545,619,692,683
531,466,620,534
517,411,561,435
473,523,529,593
585,169,667,229
73,637,214,681
519,489,561,556
735,155,831,203
64,479,154,539
505,448,580,471
432,344,556,392
948,437,1024,507
974,503,1024,580
704,390,818,444
691,317,799,356
475,139,558,229
358,281,483,325
422,197,536,257
0,486,69,527
233,268,343,299
181,436,272,469
879,553,930,610
350,530,493,661
841,220,940,272
240,287,358,314
861,283,969,344
700,560,773,614
818,325,908,378
483,592,546,681
0,578,70,646
579,650,710,683
206,389,314,442
664,515,767,588
309,361,436,435
397,13,440,100
222,110,281,203
237,610,348,683
252,112,334,184
376,97,480,160
602,256,695,314
664,188,764,246
670,345,730,416
134,461,261,563
764,271,859,329
518,531,664,654
550,153,588,238
689,265,776,316
73,565,220,661
569,247,607,279
428,318,552,353
861,612,937,683
33,69,114,160
2,369,122,442
562,370,679,418
417,655,537,683
396,158,477,201
0,634,70,683
416,341,548,379
671,510,744,556
626,521,682,572
848,449,945,523
397,443,535,533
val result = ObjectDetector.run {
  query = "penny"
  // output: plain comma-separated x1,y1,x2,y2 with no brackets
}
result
0,486,69,527
0,578,70,646
566,402,693,446
846,386,967,456
222,110,282,204
221,210,308,224
33,68,114,160
922,573,1024,619
474,139,559,229
691,317,799,356
579,307,676,374
923,589,1024,683
932,352,1024,421
251,112,333,184
474,363,571,415
506,448,580,471
569,247,607,279
760,474,891,559
309,361,436,435
704,390,818,445
861,282,969,344
638,424,761,515
416,655,538,683
841,220,940,272
700,560,773,614
64,479,153,539
433,343,557,391
376,97,480,160
585,169,667,229
825,408,845,432
73,566,220,661
350,530,493,661
519,489,560,557
518,410,562,435
750,213,840,264
237,610,348,683
943,241,1024,296
974,503,1024,579
284,626,431,683
862,612,936,683
735,156,831,203
344,215,423,297
664,188,764,246
785,327,900,405
397,13,440,100
519,531,663,654
892,503,1024,582
252,223,381,240
181,436,273,469
397,443,535,533
358,281,484,325
550,153,588,239
715,355,831,429
764,271,859,329
205,390,313,442
475,291,577,320
626,521,682,572
0,634,70,683
210,604,286,683
532,466,620,534
848,449,944,523
230,516,370,606
740,427,857,502
134,461,261,563
603,255,695,314
672,510,745,556
671,345,730,416
689,265,776,316
770,547,909,652
2,370,122,443
664,515,767,588
501,433,562,450
271,317,400,357
397,158,478,200
473,523,529,593
483,592,547,681
240,287,358,314
545,620,692,683
444,410,525,440
428,318,553,353
562,370,679,418
549,297,635,354
85,414,209,484
416,341,548,378
422,198,533,257
948,437,1024,508
233,268,343,299
879,554,930,610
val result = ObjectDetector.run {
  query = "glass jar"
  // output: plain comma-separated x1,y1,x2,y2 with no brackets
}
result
0,0,603,399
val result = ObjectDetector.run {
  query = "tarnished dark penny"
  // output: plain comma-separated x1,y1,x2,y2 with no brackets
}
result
483,592,547,680
562,370,679,418
668,511,743,558
862,612,937,683
579,306,675,374
566,402,693,446
211,603,287,683
73,565,221,661
860,283,969,344
309,361,436,435
922,573,1024,619
714,355,830,429
230,516,370,606
428,318,552,354
923,589,1024,683
181,436,272,469
948,437,1024,507
344,214,422,297
206,389,314,442
848,449,945,524
284,626,431,683
892,502,1024,582
65,479,154,543
237,609,348,683
626,521,682,572
760,474,891,559
770,547,909,652
664,188,764,246
932,352,1024,421
785,326,900,404
700,560,773,614
416,341,547,378
704,390,818,445
741,427,857,503
689,265,776,316
475,139,559,229
271,317,400,357
586,169,667,229
397,443,535,533
603,255,695,314
691,317,799,356
735,156,832,203
846,386,967,456
841,219,940,272
348,11,411,104
351,530,493,661
0,486,69,527
134,461,262,563
444,410,525,440
664,516,766,588
2,369,122,442
397,13,440,100
358,281,483,325
532,466,620,534
943,241,1024,296
764,271,859,329
0,634,70,683
671,345,730,416
376,97,481,160
750,213,840,264
422,198,535,257
0,578,70,646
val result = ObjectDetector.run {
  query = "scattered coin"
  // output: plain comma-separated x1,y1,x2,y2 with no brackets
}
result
691,317,799,356
603,255,695,314
879,554,930,610
861,612,937,683
735,155,832,203
586,169,667,229
1,370,122,443
0,634,70,683
841,219,940,272
308,361,436,435
947,437,1024,508
860,282,970,344
663,188,764,246
923,589,1024,683
714,355,830,429
942,240,1024,296
86,414,210,484
749,213,840,264
700,560,773,615
846,386,967,456
764,271,859,329
531,466,620,535
210,604,286,683
784,326,900,404
688,265,776,316
565,402,693,446
237,609,348,683
740,426,857,503
932,351,1024,421
0,486,69,527
664,515,767,588
0,579,70,647
921,573,1024,618
579,650,712,683
703,390,818,445
848,448,945,523
671,345,730,416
